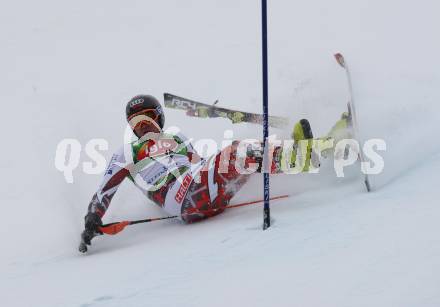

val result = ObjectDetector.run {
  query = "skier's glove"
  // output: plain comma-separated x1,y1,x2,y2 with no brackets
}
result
79,213,103,252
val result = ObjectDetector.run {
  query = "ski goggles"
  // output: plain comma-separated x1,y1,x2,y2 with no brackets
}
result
128,109,161,129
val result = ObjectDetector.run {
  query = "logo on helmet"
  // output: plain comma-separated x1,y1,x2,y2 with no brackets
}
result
129,98,144,108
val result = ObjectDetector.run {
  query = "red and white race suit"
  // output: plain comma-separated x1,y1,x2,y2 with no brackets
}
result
87,132,281,223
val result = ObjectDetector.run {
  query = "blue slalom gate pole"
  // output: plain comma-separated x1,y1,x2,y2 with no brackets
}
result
261,0,270,230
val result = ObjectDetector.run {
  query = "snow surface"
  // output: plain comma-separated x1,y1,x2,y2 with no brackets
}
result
1,0,440,306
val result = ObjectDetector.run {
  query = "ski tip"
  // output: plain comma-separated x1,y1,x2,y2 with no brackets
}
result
334,53,345,68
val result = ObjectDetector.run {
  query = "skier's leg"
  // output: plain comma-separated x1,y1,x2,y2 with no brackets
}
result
311,112,355,159
289,118,315,172
268,118,318,173
180,117,339,223
218,119,318,176
285,113,355,165
181,141,255,223
290,114,354,166
325,111,353,142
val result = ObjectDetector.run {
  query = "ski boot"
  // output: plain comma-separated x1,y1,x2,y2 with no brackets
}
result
284,119,318,172
245,119,317,173
321,111,355,159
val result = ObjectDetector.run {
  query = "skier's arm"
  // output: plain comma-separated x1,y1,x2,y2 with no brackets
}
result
87,146,129,218
80,147,129,251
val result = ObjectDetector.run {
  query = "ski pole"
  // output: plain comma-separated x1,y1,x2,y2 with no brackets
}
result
99,216,178,235
226,194,288,209
99,194,289,235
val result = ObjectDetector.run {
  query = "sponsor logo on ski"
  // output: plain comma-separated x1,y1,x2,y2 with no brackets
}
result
171,98,196,110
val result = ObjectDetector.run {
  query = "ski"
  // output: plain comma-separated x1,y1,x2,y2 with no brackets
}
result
163,93,289,129
334,53,371,192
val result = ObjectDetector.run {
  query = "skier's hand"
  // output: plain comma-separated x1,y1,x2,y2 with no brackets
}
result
79,212,103,253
